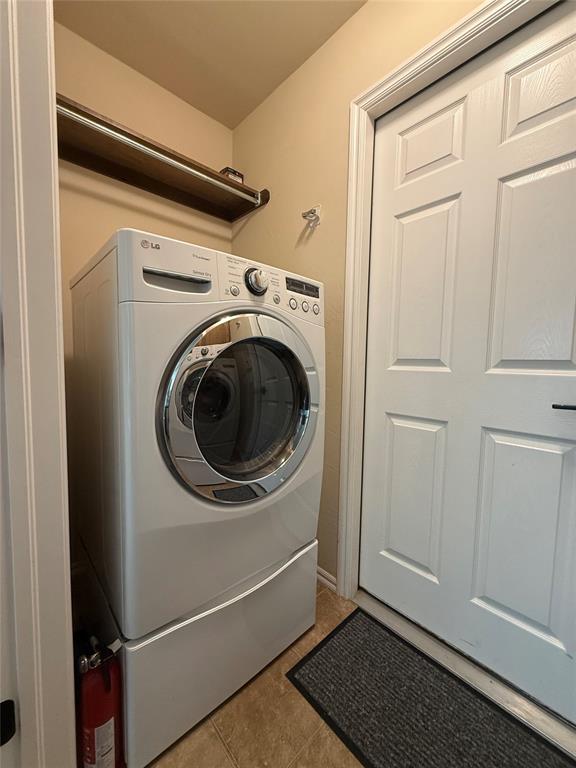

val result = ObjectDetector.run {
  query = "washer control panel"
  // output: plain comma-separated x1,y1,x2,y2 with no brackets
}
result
219,254,323,325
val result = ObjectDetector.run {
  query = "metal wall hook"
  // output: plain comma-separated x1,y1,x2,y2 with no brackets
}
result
302,205,321,230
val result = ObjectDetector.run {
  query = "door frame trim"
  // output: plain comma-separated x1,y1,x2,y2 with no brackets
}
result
1,0,76,764
338,0,561,599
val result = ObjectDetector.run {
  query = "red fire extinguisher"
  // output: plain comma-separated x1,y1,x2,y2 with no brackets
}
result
77,637,124,768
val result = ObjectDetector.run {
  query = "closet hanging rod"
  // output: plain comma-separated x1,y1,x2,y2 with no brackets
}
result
56,102,261,207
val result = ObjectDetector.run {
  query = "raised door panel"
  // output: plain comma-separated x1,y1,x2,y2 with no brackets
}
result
397,99,465,185
389,197,459,370
379,414,447,584
488,156,576,372
503,35,576,140
472,429,576,655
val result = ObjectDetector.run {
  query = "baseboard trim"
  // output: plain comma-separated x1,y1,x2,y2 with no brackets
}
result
317,567,337,591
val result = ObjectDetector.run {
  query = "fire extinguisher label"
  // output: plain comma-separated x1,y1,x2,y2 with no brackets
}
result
84,717,115,768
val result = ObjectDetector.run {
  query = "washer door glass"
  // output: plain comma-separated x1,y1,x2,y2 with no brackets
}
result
192,339,308,481
158,312,320,503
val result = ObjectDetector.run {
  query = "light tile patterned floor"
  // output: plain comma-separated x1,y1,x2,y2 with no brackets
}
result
152,583,360,768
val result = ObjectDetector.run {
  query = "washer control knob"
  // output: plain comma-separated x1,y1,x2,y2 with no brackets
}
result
301,300,310,313
313,303,320,315
230,284,240,297
244,267,269,295
273,293,281,304
289,297,298,310
201,347,209,356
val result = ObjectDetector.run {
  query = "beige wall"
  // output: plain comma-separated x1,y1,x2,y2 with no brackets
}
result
56,3,480,580
232,0,479,576
54,23,233,363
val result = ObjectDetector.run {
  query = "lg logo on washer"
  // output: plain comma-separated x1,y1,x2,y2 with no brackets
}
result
141,239,160,250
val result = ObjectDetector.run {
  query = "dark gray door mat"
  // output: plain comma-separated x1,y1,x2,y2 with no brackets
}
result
287,609,575,768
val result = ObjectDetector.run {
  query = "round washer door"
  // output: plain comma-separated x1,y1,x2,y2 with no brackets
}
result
158,312,319,503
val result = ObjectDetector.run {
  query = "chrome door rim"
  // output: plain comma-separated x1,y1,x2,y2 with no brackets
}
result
157,311,320,504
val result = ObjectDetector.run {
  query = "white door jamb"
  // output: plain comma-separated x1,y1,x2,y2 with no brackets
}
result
1,1,76,765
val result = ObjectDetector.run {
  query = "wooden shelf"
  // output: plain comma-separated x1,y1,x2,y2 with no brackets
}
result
56,95,270,222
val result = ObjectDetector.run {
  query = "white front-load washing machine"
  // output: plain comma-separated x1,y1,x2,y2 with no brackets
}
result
69,229,324,767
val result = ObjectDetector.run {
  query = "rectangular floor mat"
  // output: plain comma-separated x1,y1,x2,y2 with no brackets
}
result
287,609,575,768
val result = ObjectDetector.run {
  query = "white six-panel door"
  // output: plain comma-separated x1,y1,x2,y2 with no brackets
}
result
361,2,576,722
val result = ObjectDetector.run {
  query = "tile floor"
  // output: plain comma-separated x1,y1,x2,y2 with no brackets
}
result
153,583,361,768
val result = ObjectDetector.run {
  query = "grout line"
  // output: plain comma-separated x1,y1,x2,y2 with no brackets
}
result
210,716,240,768
290,636,307,659
288,644,310,664
285,722,325,768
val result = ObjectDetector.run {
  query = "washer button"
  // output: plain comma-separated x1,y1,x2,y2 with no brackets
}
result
273,293,281,304
289,297,298,310
301,300,310,313
230,285,240,297
313,303,320,315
